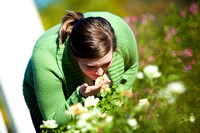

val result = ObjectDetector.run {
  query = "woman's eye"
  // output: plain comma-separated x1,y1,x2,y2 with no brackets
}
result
87,66,96,69
103,62,110,67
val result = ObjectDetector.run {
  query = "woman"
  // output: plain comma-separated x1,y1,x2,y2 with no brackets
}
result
23,11,138,132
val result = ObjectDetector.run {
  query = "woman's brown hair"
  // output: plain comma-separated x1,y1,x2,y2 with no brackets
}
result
59,11,116,59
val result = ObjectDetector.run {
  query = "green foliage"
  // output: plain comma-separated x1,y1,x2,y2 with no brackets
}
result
41,2,200,133
37,0,128,30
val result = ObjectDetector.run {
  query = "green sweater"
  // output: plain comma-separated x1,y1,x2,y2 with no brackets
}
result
23,12,138,125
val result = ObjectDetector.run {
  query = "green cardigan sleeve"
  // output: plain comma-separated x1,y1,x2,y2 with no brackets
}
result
113,15,138,91
32,34,85,125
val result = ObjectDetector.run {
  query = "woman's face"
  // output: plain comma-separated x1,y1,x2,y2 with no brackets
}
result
77,49,113,80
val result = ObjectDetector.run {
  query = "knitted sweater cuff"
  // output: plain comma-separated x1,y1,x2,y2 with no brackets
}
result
72,86,86,103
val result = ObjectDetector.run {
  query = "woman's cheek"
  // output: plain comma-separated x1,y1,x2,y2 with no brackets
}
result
82,66,95,74
79,64,88,73
106,61,112,70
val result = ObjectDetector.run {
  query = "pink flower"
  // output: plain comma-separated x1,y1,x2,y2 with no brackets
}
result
133,93,138,98
184,48,193,57
131,26,138,37
184,64,192,71
165,33,171,42
124,16,138,24
130,16,138,23
179,51,184,56
165,27,177,42
189,2,198,14
171,51,177,57
184,59,195,71
149,14,155,21
124,16,131,24
170,28,177,34
148,56,154,63
141,14,148,25
180,11,186,18
140,14,155,25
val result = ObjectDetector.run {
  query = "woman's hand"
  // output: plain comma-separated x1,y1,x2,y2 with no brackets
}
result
79,80,110,97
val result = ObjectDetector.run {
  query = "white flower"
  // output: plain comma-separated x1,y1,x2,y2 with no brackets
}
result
91,119,98,124
84,96,99,108
67,125,71,129
77,115,95,129
79,108,101,121
89,108,101,117
81,128,87,132
101,112,107,118
189,113,195,123
166,82,186,94
157,82,185,104
105,116,113,123
40,120,58,129
137,98,150,109
76,119,87,128
137,71,144,79
79,112,91,120
115,100,123,107
65,103,87,116
95,73,109,85
101,113,113,123
84,123,93,131
95,74,110,93
76,109,101,131
74,130,81,133
157,89,175,104
143,65,162,78
127,118,139,130
153,72,162,78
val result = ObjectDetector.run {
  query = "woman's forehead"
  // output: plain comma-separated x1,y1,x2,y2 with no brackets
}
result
79,49,113,66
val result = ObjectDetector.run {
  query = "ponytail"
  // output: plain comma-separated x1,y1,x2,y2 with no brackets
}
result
59,11,84,45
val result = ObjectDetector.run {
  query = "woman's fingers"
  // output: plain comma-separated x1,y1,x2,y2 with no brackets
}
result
98,79,111,87
80,80,110,97
81,83,88,90
83,83,88,89
91,79,110,92
79,83,89,97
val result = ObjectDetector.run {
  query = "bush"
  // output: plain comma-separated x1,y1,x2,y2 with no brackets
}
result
41,2,200,133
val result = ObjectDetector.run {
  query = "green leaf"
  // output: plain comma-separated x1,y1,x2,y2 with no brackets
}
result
167,74,180,82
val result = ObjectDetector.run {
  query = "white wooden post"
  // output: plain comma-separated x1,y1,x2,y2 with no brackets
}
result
0,0,44,132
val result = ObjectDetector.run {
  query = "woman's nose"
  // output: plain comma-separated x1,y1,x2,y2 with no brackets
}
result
96,67,104,76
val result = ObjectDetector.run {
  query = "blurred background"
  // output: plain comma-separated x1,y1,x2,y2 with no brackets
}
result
0,0,199,132
34,0,198,30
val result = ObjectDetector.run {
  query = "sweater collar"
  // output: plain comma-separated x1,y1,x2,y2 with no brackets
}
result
56,42,85,96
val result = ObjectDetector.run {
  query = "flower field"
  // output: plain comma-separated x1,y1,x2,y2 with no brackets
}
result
41,2,200,133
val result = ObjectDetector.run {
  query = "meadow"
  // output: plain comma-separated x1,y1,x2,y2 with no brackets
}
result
40,2,200,133
38,1,200,132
